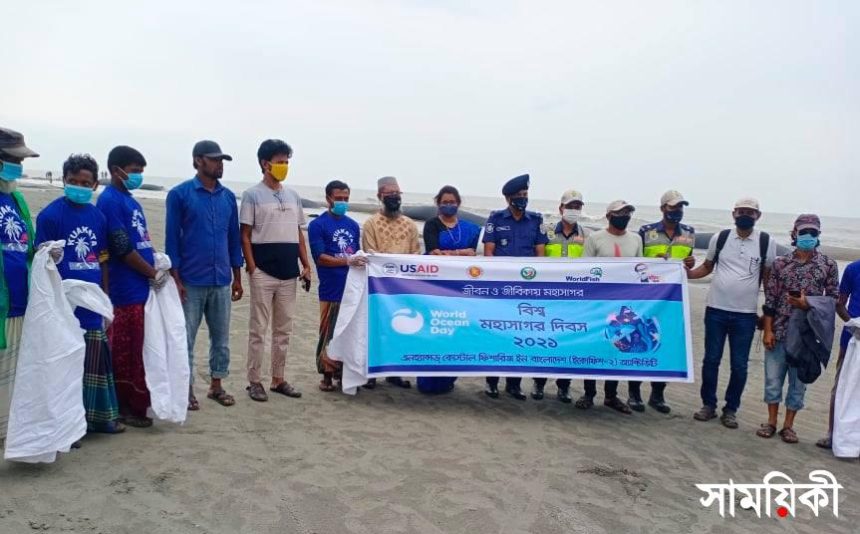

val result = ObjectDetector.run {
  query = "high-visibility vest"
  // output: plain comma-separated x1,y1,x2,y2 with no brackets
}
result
640,222,695,259
545,223,588,258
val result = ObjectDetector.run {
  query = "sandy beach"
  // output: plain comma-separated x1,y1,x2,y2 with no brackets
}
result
0,185,857,534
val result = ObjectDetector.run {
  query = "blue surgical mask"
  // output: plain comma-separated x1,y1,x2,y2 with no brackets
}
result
124,172,144,190
64,184,94,205
665,210,683,224
331,201,349,217
511,197,528,211
795,233,818,251
0,160,23,181
439,204,458,217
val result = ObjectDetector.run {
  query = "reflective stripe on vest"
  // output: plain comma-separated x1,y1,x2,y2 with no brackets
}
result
546,243,585,258
642,243,693,259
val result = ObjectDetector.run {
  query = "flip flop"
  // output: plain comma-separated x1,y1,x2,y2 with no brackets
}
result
208,387,236,406
188,394,200,411
815,437,832,449
271,381,302,398
120,416,153,428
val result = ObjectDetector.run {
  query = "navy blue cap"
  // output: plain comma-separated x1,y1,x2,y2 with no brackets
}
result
502,174,529,196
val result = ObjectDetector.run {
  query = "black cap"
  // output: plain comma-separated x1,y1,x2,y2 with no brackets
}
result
192,140,232,161
502,173,529,196
0,127,39,158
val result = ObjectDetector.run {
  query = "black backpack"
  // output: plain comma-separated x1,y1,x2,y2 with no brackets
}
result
712,229,770,283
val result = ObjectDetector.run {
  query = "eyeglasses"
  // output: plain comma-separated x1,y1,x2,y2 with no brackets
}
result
273,191,286,211
798,229,820,237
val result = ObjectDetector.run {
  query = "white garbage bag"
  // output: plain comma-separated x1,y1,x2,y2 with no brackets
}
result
329,261,369,395
4,241,113,463
143,253,189,424
833,318,860,458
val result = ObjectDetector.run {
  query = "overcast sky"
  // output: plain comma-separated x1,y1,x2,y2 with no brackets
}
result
2,0,856,215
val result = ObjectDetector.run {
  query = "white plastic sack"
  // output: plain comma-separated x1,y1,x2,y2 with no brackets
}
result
4,241,113,463
329,257,369,395
143,253,189,423
833,318,860,458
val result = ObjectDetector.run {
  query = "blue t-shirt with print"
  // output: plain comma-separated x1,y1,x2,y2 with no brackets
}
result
841,259,860,318
96,185,155,306
0,192,30,317
308,211,360,302
35,197,109,330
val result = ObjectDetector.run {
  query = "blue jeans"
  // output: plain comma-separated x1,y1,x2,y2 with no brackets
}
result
764,341,807,411
184,285,232,383
701,307,757,413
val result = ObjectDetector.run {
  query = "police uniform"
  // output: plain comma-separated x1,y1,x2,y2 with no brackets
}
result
626,220,695,412
532,221,591,401
483,174,548,399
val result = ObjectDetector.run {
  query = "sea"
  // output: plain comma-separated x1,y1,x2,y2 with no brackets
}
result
22,172,860,252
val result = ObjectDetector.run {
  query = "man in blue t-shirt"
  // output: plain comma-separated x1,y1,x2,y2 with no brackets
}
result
818,258,860,449
0,126,38,446
308,180,363,392
35,153,123,435
96,145,166,429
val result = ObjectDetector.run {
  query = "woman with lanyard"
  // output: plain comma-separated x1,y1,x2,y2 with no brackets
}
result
420,185,481,394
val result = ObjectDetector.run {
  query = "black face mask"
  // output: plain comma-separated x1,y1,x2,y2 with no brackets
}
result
382,195,402,213
609,215,631,230
735,215,756,230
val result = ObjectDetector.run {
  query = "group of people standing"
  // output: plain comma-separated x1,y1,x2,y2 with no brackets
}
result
0,125,855,454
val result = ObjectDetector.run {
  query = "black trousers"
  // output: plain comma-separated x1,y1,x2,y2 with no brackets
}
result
533,378,571,389
486,377,521,389
583,380,619,399
628,381,667,401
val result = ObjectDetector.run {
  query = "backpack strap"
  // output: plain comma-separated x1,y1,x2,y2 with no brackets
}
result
712,229,731,265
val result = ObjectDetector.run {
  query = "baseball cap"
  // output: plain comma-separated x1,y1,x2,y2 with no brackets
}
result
734,197,760,211
606,200,635,214
660,190,688,207
192,140,232,161
794,214,821,232
0,127,39,158
560,189,584,205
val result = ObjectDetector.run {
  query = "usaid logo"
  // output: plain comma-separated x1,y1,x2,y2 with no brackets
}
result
391,309,424,334
383,263,398,275
399,264,440,275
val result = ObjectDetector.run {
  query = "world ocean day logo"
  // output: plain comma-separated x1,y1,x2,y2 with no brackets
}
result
390,309,424,334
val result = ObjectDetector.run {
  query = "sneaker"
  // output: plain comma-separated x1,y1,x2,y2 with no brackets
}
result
693,405,717,421
604,396,632,415
648,398,671,414
627,396,645,412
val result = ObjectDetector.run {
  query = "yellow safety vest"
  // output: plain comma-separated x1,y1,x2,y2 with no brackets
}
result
545,223,587,258
641,223,695,259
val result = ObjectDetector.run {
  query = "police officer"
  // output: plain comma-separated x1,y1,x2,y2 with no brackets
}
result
629,190,695,413
532,189,591,403
482,174,548,400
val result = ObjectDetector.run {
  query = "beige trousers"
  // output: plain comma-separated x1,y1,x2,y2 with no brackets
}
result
246,270,297,384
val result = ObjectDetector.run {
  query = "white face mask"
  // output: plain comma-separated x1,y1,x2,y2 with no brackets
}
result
562,208,581,224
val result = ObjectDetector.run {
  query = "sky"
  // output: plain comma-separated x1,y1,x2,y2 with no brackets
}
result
2,0,856,216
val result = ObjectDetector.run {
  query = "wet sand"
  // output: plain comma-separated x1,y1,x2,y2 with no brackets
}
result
0,187,857,534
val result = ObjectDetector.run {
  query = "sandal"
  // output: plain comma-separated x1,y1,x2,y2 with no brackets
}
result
188,394,200,411
574,395,594,410
120,416,153,428
779,427,799,444
756,423,777,438
385,377,412,389
604,396,632,415
89,421,127,434
270,381,302,398
246,382,268,402
208,387,236,406
319,380,337,392
815,437,832,449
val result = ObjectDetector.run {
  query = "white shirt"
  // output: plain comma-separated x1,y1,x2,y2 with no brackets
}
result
705,229,777,313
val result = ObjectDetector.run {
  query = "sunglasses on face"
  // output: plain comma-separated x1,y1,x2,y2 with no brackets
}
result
798,229,819,237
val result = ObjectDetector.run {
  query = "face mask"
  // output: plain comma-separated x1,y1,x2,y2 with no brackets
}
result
64,184,94,204
609,215,631,230
123,172,144,190
665,210,683,224
511,197,528,211
269,162,289,182
382,195,401,213
331,201,349,216
735,215,756,230
795,233,818,251
439,204,458,217
562,209,581,225
0,160,23,181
